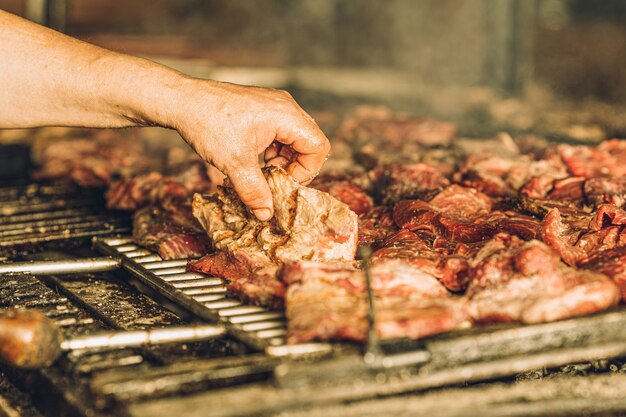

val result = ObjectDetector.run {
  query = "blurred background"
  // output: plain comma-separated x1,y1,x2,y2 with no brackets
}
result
4,0,626,138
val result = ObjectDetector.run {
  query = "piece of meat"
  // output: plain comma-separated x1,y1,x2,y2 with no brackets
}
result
541,205,626,266
520,176,585,200
371,229,469,292
32,134,156,187
393,185,495,244
310,175,373,215
467,234,620,324
336,105,457,148
188,167,358,307
190,251,285,308
106,153,212,211
584,177,626,208
514,197,593,230
132,206,211,260
283,259,469,344
581,246,626,301
105,172,189,211
557,139,626,178
457,154,567,197
540,208,587,266
376,163,450,205
358,206,398,247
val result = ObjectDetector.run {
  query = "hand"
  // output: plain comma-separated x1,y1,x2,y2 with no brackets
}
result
169,78,330,221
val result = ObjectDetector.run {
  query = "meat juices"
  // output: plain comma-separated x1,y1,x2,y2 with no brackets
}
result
467,234,620,324
189,166,358,308
283,260,469,344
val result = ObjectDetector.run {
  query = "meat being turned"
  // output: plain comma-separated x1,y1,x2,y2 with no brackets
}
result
133,205,211,260
467,234,620,324
283,260,470,344
188,167,359,308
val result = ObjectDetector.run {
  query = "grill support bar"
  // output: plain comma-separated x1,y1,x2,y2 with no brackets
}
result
0,257,121,275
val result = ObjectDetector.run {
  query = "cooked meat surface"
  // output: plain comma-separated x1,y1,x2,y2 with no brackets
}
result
189,166,358,307
467,234,620,324
133,205,211,260
29,112,626,345
283,259,469,343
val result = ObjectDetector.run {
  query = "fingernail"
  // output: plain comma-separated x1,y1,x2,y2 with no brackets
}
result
253,208,272,221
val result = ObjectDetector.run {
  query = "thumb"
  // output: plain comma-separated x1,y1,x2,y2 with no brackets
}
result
225,165,273,221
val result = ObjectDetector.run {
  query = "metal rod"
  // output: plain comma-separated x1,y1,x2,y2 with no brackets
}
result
358,246,382,364
61,324,227,351
0,257,121,275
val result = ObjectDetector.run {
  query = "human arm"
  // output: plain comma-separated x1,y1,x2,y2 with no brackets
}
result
0,9,330,220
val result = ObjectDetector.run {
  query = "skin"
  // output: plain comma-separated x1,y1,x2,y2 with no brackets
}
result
0,10,330,221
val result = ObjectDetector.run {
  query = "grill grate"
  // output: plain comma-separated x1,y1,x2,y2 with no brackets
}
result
93,236,332,357
0,184,130,257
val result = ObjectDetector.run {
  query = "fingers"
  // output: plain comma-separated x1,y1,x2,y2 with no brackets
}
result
275,116,331,184
225,165,273,221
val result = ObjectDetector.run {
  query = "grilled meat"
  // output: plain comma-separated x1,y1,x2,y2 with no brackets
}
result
283,259,469,344
132,205,211,260
467,234,620,324
188,166,358,307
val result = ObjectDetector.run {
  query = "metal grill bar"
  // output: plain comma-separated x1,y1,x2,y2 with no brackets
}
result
93,236,333,356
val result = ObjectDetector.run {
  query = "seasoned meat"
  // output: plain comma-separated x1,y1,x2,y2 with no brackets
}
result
32,133,156,187
556,139,626,178
467,234,619,324
377,163,450,205
132,206,211,260
371,229,470,292
584,177,626,208
283,260,469,344
358,206,398,247
189,167,358,307
106,150,212,211
457,154,567,197
541,205,626,267
581,246,626,301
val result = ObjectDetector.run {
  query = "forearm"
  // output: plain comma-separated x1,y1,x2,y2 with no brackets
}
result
0,10,182,129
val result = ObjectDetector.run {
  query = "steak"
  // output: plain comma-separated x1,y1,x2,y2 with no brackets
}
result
32,133,156,187
467,234,620,324
371,229,470,291
358,206,398,247
283,260,469,344
188,167,358,307
581,246,626,301
585,177,626,208
132,206,211,260
556,139,626,178
376,163,450,205
457,154,567,197
541,205,626,266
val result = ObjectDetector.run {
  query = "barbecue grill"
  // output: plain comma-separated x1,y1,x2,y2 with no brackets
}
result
5,1,626,416
1,176,626,417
